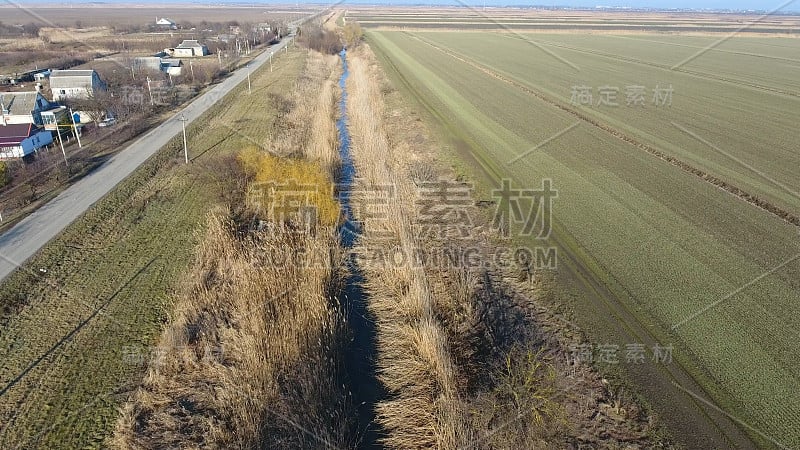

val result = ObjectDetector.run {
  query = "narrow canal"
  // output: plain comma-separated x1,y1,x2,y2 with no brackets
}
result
336,48,384,449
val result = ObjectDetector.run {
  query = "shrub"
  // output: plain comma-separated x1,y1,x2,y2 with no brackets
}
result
0,162,9,188
239,146,340,228
298,24,343,55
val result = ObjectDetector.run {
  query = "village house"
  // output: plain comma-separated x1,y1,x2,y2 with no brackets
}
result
132,56,162,73
160,59,183,76
170,40,209,58
0,91,66,128
49,69,107,102
156,17,178,30
0,90,66,159
0,123,54,159
132,56,183,77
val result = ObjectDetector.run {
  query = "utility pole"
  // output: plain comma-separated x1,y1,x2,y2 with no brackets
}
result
57,129,68,167
247,64,252,94
180,114,189,164
189,60,195,82
269,52,273,72
68,108,82,148
146,77,154,105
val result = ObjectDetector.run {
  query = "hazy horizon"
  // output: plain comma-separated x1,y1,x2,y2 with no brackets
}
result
4,0,800,13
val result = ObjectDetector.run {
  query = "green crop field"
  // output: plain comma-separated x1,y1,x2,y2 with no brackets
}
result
368,29,800,449
0,49,305,449
347,9,800,34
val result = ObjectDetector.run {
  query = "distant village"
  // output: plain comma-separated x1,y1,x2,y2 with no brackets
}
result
0,17,280,161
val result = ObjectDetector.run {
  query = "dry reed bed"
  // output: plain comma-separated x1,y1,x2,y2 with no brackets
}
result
346,51,474,448
347,46,669,449
112,51,353,449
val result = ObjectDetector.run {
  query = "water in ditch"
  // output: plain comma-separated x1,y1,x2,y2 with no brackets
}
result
336,48,384,449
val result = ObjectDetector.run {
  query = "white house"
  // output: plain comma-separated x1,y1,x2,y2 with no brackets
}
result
160,59,183,76
172,40,209,58
156,17,177,29
0,123,54,159
0,91,65,128
132,56,183,76
132,56,163,72
34,70,51,82
49,69,107,101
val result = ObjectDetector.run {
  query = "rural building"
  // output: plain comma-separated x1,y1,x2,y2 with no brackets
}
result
33,70,51,82
156,17,177,29
171,40,209,58
0,123,54,159
160,59,183,76
132,56,183,76
132,56,163,72
49,69,107,101
0,91,65,128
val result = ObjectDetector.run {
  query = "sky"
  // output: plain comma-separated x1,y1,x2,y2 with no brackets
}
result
8,0,800,13
340,0,799,12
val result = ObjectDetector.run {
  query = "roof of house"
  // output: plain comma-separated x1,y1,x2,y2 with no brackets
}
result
0,92,39,116
176,40,205,49
133,56,163,69
161,58,182,67
0,123,33,146
50,69,96,78
157,18,176,25
49,70,99,89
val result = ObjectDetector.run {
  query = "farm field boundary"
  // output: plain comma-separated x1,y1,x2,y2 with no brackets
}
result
367,29,800,449
405,32,800,229
366,33,755,450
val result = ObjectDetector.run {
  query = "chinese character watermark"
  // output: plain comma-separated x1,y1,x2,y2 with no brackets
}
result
570,84,674,107
568,342,673,365
492,179,557,239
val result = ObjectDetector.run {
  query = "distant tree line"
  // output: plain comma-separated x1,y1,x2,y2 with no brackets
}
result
0,21,41,37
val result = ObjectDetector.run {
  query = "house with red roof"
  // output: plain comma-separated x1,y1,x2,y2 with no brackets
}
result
0,123,54,159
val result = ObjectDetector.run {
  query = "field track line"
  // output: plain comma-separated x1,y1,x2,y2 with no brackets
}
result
502,34,800,98
608,34,800,64
405,32,800,229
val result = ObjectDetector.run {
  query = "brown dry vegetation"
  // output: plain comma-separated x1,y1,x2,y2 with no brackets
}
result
105,32,669,450
346,45,672,449
111,51,353,449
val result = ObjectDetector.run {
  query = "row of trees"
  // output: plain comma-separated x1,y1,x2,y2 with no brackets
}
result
297,22,362,55
0,21,41,37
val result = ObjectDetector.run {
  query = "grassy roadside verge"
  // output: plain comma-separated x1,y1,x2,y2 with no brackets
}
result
0,46,304,449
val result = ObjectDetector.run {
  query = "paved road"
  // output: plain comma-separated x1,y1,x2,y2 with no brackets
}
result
0,30,298,283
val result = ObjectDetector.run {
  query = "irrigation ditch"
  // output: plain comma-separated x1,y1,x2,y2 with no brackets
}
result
336,48,385,449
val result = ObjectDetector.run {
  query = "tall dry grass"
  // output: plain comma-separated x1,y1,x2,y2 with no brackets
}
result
263,51,341,175
346,49,570,449
346,52,474,448
112,50,353,449
111,212,352,449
